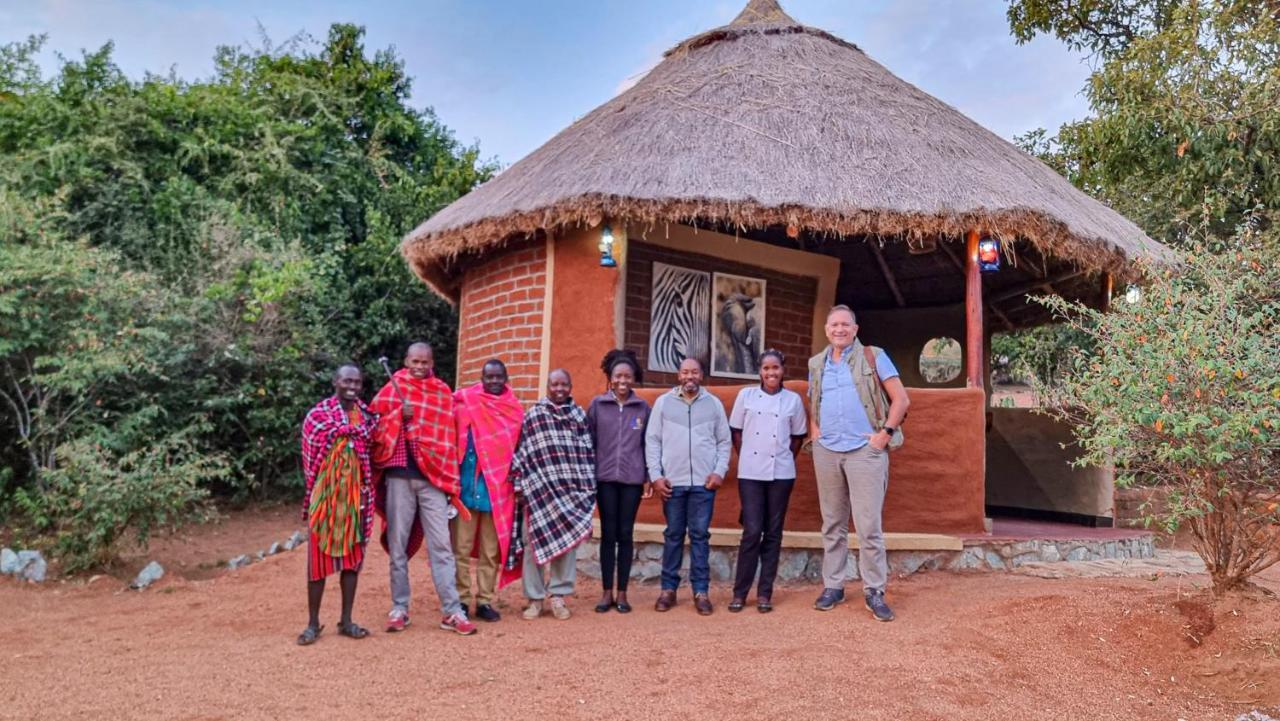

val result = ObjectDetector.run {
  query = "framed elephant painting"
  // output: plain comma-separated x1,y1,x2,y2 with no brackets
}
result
710,272,766,379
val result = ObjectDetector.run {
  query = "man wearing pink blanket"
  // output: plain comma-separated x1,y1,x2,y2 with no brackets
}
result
450,359,524,622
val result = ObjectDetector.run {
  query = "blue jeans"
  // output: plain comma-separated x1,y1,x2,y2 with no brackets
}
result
661,485,716,594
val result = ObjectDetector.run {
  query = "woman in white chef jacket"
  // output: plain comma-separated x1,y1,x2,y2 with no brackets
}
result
726,349,808,613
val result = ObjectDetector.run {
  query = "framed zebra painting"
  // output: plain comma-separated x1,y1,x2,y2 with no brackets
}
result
711,272,766,379
648,262,710,374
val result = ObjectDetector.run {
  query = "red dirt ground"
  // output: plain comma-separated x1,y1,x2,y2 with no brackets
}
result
2,508,1277,721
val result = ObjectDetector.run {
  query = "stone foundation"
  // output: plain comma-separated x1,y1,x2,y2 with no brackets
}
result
574,534,1157,584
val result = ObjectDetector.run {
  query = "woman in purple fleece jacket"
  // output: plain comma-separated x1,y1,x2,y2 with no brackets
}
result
585,349,652,614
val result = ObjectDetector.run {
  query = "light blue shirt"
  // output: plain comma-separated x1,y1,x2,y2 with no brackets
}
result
818,347,899,452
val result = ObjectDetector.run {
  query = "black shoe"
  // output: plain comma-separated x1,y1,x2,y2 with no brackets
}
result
864,590,895,622
813,588,845,611
727,597,746,613
475,604,501,623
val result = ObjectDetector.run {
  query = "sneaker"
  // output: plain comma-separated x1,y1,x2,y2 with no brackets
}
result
813,588,846,611
549,596,571,620
864,589,895,622
522,601,543,620
385,611,410,633
475,604,501,623
440,612,478,635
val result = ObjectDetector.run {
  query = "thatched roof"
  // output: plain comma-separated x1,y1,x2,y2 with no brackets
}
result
403,0,1168,300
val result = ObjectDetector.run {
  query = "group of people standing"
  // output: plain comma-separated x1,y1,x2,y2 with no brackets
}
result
295,304,909,644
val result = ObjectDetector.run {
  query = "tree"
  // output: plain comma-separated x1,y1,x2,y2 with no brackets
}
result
1008,0,1280,243
0,25,493,569
1,26,492,504
1034,226,1279,592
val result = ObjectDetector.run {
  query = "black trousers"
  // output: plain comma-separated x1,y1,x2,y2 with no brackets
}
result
597,481,644,591
732,478,795,599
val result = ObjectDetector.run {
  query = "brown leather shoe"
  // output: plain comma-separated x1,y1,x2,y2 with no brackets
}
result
655,590,676,612
694,593,714,616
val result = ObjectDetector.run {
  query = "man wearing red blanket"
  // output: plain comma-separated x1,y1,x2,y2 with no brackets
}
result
451,359,525,623
371,342,476,636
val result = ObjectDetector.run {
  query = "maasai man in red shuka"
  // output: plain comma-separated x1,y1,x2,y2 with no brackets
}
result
450,358,525,623
370,342,476,636
297,364,378,646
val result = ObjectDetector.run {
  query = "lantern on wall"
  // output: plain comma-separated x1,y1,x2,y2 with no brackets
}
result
977,237,1001,272
599,224,617,268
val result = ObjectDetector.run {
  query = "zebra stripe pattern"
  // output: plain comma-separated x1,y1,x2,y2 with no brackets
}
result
648,262,710,373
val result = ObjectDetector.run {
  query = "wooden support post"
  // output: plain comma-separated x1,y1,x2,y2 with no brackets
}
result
1100,272,1114,313
965,230,984,390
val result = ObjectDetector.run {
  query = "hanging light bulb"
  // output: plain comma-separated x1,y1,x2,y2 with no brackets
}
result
598,224,617,268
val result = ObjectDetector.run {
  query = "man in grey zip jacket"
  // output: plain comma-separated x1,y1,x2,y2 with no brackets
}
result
646,357,731,616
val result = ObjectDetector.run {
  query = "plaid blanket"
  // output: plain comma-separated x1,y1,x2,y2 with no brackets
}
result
370,369,466,558
454,382,525,589
510,397,596,566
301,396,377,546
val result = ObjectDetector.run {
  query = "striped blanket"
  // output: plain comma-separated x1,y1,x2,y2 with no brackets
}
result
300,396,377,579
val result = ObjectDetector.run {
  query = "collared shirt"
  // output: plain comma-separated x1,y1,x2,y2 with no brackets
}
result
818,346,899,452
729,386,807,481
458,429,492,512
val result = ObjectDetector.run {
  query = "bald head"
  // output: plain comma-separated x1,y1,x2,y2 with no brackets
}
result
404,342,434,380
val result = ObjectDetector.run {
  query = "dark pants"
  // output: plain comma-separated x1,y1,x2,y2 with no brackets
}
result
597,481,644,591
661,485,716,594
732,478,795,599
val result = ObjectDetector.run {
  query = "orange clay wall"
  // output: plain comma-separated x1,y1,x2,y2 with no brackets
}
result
632,383,988,534
455,239,546,404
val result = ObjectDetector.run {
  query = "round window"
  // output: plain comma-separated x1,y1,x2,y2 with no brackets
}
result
919,337,962,384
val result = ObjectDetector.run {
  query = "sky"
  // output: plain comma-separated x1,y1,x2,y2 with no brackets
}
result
1,0,1096,168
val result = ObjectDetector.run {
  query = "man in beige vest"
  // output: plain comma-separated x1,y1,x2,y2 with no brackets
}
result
807,305,910,621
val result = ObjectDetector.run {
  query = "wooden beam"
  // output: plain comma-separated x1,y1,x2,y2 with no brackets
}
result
869,242,906,307
965,230,984,389
945,239,1012,330
988,305,1015,331
940,240,965,273
988,269,1088,305
1100,272,1114,313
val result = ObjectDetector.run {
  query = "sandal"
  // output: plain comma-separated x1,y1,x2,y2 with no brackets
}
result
338,622,369,640
296,624,323,646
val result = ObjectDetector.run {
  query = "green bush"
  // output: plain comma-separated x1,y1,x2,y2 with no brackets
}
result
13,431,226,573
1037,228,1280,592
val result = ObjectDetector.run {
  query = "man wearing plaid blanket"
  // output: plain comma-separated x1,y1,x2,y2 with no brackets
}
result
509,369,596,621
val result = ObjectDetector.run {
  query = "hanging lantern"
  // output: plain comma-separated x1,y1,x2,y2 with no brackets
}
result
598,224,617,268
978,237,1001,272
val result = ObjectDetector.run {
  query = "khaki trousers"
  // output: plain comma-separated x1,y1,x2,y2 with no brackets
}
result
812,443,889,592
450,510,500,607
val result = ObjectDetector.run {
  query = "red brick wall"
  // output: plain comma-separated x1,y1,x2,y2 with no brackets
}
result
624,242,819,387
456,240,546,404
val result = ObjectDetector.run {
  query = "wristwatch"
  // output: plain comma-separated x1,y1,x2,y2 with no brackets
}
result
883,426,897,437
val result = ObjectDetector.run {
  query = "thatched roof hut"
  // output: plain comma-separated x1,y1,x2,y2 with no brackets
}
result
403,0,1168,303
399,0,1156,536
